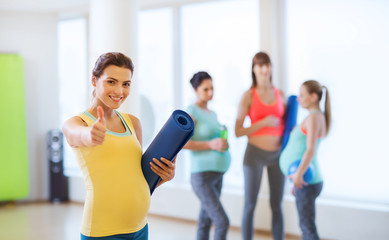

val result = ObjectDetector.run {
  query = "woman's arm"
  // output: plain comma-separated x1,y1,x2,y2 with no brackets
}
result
279,89,288,126
279,89,287,110
184,139,228,152
62,107,107,148
184,138,228,152
182,114,228,152
290,114,321,188
235,90,277,137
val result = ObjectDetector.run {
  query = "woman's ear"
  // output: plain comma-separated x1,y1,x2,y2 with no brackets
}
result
92,76,97,87
311,92,319,103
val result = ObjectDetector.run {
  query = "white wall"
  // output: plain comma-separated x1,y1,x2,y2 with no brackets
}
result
0,10,59,201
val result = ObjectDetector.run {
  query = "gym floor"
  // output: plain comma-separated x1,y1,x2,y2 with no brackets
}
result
0,202,300,240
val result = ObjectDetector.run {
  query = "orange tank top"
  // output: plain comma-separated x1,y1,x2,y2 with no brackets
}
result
248,87,285,137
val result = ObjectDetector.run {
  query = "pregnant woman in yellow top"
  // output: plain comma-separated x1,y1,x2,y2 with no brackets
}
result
62,52,176,240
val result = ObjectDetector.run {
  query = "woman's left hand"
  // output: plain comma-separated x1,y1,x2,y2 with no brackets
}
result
288,173,307,189
150,157,176,186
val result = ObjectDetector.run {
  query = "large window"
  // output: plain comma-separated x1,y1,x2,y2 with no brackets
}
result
58,18,87,177
286,0,389,204
138,0,260,188
138,8,174,148
138,8,192,182
180,0,260,188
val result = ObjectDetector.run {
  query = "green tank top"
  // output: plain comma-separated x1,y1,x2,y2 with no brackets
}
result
279,125,323,184
186,104,231,173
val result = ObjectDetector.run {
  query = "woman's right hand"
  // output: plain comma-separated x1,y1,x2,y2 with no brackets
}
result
209,138,229,152
262,115,280,127
83,106,107,147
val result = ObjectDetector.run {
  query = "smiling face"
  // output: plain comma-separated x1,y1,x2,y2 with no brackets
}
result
92,65,132,109
195,78,214,102
252,63,272,84
298,84,318,109
253,64,271,79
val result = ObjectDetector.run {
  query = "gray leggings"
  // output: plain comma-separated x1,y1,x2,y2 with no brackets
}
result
191,172,230,240
295,182,323,240
242,143,285,240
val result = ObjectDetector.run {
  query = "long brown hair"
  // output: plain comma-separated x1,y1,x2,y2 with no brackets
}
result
251,51,272,88
92,52,134,97
302,80,331,135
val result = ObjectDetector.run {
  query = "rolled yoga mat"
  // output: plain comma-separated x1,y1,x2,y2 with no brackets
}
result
281,95,298,151
141,109,194,195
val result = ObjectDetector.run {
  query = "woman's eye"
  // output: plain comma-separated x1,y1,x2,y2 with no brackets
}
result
123,83,130,87
107,80,115,84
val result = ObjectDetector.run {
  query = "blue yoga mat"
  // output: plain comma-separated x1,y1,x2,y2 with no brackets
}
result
141,110,194,195
281,95,299,150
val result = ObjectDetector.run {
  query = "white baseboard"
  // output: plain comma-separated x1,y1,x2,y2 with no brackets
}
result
149,183,389,240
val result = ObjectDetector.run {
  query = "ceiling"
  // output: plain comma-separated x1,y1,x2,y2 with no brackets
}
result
0,0,215,12
0,0,89,12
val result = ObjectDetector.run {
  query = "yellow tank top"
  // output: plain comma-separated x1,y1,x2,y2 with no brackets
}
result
73,110,150,237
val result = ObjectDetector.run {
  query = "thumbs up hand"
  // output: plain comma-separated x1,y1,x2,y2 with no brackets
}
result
88,106,107,146
96,106,106,126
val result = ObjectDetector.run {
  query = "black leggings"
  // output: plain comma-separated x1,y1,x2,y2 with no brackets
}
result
242,143,285,240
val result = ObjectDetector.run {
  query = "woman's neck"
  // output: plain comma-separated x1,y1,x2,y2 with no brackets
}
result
308,104,321,113
89,101,115,118
195,100,208,110
256,81,272,91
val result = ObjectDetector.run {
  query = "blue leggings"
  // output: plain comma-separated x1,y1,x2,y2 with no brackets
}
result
295,182,323,240
80,224,148,240
242,143,285,240
191,171,230,240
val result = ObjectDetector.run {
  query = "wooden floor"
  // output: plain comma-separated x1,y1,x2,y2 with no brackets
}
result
0,202,299,240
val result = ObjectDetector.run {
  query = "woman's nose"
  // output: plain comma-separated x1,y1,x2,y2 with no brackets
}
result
114,85,123,95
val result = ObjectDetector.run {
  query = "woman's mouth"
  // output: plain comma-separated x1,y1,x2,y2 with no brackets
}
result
110,96,122,103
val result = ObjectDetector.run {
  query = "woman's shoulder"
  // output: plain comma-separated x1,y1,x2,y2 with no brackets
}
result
275,87,284,97
244,88,254,96
240,89,253,100
309,110,325,120
124,113,142,135
71,110,93,125
124,113,140,126
127,113,139,120
275,88,286,103
303,111,326,131
186,104,199,116
64,114,88,127
239,89,253,106
114,111,140,127
120,113,142,143
186,103,198,111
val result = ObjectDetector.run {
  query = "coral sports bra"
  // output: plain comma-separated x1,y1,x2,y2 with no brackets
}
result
248,87,285,137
